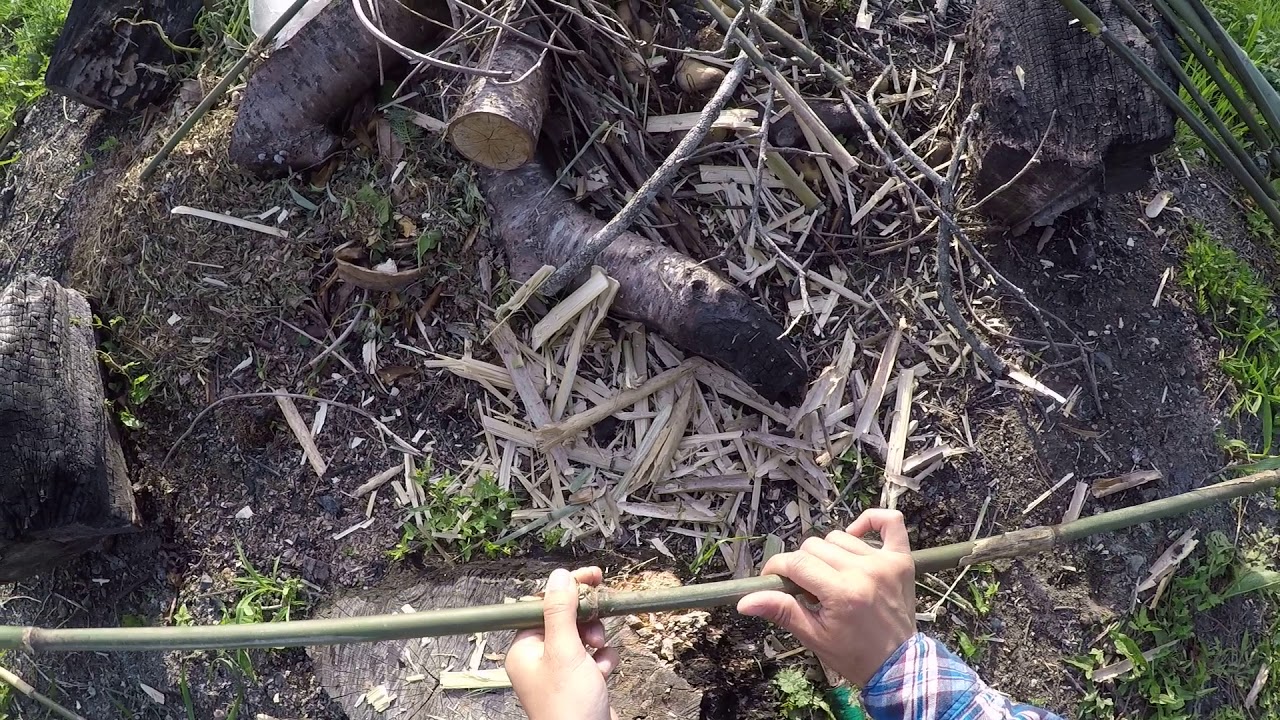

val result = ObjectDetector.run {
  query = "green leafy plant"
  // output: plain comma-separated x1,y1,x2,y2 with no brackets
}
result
773,667,835,720
0,0,70,135
190,0,253,77
967,566,1000,618
954,629,990,662
389,468,518,562
94,315,154,429
0,650,10,719
1071,531,1280,719
1181,230,1280,452
218,544,309,679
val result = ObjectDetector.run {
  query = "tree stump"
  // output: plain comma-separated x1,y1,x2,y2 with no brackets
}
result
309,564,703,719
0,276,137,582
44,0,204,112
966,0,1177,231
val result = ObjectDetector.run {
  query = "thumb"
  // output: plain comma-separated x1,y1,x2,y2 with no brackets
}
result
542,569,585,662
737,590,820,641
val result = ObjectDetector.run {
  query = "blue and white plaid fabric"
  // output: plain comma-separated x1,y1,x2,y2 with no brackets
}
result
862,634,1065,720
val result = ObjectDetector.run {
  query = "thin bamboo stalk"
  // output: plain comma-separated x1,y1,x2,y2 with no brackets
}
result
0,469,1275,654
1110,0,1277,199
0,665,86,720
1053,0,1280,229
138,0,315,181
1172,0,1280,147
1150,0,1272,155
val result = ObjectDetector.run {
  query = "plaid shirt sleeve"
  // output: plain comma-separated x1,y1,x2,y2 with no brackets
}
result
860,633,1064,720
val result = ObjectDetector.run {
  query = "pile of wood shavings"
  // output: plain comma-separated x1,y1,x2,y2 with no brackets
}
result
419,262,983,572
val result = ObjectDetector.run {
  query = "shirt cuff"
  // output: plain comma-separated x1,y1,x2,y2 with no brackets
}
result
860,633,983,720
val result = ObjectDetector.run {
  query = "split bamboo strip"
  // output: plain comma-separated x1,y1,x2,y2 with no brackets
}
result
0,470,1274,654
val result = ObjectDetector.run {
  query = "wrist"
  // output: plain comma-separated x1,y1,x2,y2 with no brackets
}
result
856,631,919,689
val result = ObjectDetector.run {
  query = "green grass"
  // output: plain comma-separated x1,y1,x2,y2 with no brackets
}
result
1178,0,1280,154
216,544,309,679
1070,530,1280,719
1180,229,1280,452
389,466,518,562
0,0,69,135
190,0,253,77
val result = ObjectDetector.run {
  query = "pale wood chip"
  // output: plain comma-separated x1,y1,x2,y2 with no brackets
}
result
1062,480,1089,523
1022,473,1074,514
275,393,327,477
882,366,915,508
1137,528,1198,593
538,363,696,449
855,318,905,439
1092,469,1161,498
352,464,402,496
646,108,759,133
172,205,289,238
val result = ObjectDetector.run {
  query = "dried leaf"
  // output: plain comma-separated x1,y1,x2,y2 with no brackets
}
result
336,253,432,292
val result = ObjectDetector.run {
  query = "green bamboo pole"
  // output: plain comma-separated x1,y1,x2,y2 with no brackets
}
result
1054,0,1280,230
1171,0,1280,148
1110,0,1277,200
0,469,1275,654
1150,0,1273,156
138,0,315,181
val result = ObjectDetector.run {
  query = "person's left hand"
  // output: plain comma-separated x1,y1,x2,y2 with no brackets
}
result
505,567,619,720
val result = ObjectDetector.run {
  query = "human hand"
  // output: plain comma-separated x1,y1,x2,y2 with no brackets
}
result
737,509,917,686
506,567,620,720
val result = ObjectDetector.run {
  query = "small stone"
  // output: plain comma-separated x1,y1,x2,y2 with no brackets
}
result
317,495,342,517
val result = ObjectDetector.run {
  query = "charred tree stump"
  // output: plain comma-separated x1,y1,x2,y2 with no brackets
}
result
967,0,1177,231
44,0,204,112
229,0,448,177
0,276,138,582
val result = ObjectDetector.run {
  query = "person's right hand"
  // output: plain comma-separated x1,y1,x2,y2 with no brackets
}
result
737,509,917,687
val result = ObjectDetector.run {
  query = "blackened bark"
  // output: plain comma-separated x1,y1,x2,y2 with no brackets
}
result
0,275,137,582
967,0,1177,231
45,0,204,111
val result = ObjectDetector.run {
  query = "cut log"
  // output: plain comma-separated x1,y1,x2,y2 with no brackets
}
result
479,161,808,406
447,22,550,170
229,0,448,177
0,276,138,582
308,565,703,719
44,0,204,112
966,0,1177,231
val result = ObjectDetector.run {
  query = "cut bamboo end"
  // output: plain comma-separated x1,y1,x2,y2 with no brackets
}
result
448,112,538,170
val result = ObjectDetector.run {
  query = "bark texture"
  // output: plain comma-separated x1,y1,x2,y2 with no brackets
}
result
309,564,702,719
479,162,808,406
0,276,137,582
967,0,1176,231
448,25,549,170
229,0,447,177
44,0,204,111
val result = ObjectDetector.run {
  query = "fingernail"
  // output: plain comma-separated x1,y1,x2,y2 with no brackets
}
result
547,568,572,591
